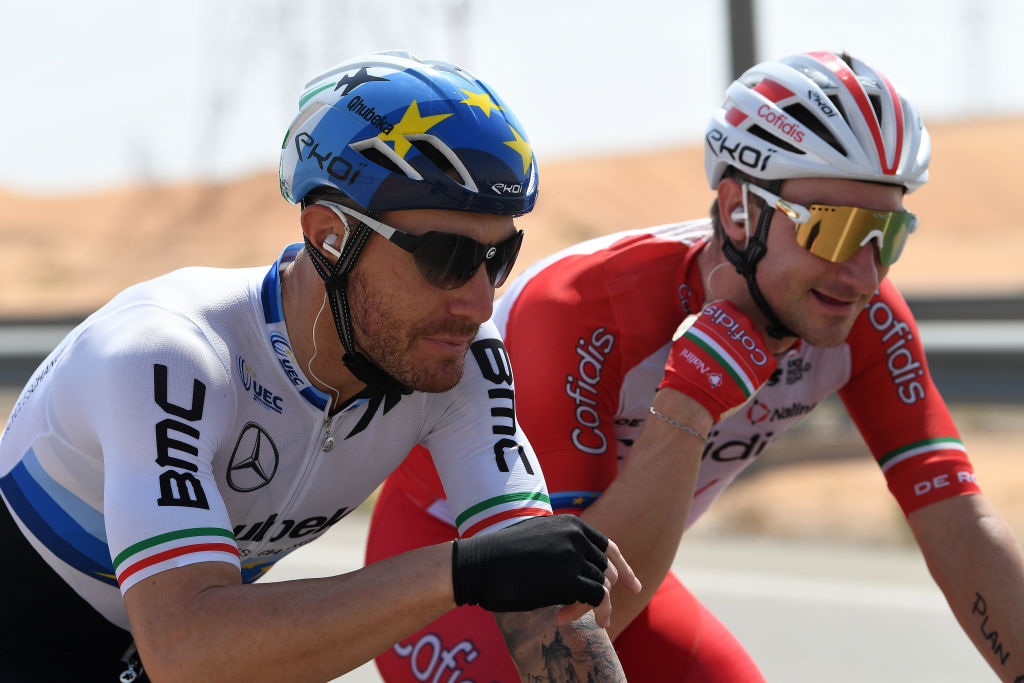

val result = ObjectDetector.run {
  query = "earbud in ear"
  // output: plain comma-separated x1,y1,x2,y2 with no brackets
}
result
322,233,342,258
730,208,747,223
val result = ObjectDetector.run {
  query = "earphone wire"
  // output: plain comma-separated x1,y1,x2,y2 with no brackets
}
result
307,292,341,409
703,260,731,302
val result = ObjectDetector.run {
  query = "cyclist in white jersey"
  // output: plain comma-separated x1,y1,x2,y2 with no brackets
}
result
371,51,1024,681
0,51,639,682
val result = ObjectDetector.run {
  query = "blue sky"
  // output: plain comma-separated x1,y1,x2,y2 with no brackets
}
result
3,0,1021,193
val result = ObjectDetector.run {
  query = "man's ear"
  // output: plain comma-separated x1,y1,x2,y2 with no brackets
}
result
300,204,347,263
716,177,753,246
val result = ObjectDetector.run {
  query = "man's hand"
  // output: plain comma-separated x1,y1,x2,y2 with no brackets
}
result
555,535,639,628
660,299,777,422
452,515,640,625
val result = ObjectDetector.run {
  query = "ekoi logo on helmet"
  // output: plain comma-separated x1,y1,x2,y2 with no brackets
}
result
491,182,523,195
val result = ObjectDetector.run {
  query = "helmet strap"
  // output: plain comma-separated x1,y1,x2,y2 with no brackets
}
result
721,180,796,340
303,218,413,401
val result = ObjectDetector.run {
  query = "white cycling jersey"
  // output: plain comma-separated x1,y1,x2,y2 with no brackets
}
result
0,244,549,629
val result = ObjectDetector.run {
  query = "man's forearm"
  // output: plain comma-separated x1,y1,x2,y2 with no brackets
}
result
494,609,625,682
126,544,457,682
909,495,1024,682
580,387,707,638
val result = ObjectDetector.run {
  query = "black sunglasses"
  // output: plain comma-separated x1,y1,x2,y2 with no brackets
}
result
318,201,523,290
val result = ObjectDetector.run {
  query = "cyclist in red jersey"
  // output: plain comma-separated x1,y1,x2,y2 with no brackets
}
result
368,51,1024,682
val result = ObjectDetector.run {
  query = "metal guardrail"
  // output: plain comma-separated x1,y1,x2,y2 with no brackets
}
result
1,296,1023,401
905,295,1024,403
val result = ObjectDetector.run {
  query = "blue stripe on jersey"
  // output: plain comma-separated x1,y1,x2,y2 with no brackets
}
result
260,243,303,324
239,550,295,583
261,262,284,324
0,452,117,586
550,490,602,512
21,449,107,542
260,243,333,411
300,386,329,411
261,268,279,323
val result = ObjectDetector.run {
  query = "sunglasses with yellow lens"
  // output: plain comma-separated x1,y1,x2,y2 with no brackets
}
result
743,183,917,267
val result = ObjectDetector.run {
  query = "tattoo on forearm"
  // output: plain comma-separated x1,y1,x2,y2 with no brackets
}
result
522,623,623,683
971,591,1016,673
495,611,624,682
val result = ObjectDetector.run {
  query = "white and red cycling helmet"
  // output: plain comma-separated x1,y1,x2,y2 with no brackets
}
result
703,51,931,339
705,50,931,192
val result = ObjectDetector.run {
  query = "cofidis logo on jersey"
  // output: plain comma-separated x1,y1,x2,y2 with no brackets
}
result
565,327,616,455
236,356,285,414
866,298,925,405
391,632,484,683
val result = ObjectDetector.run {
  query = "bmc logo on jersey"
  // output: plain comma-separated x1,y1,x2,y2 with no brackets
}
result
470,338,534,475
236,356,285,414
153,364,209,509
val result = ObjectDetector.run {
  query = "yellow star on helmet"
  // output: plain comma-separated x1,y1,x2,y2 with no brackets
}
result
459,89,503,117
379,100,452,158
503,124,533,174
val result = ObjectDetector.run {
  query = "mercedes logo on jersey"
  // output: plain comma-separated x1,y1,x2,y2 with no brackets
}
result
228,422,280,492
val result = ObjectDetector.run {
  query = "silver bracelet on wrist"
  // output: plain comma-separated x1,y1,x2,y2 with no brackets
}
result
648,406,708,441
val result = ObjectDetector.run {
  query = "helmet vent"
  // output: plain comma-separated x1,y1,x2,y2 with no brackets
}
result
405,134,479,192
351,137,424,180
357,145,407,175
783,103,848,157
867,94,884,126
409,137,470,188
747,124,802,154
827,95,846,120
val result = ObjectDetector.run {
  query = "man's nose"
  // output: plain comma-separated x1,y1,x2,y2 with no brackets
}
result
839,241,884,293
447,264,495,323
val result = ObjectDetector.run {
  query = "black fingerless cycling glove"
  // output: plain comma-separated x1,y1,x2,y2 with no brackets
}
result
451,515,609,612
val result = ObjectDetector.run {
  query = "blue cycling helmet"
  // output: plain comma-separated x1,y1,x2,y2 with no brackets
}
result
279,50,538,215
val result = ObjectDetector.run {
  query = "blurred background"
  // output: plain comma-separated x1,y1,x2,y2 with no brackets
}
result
1,1,1023,679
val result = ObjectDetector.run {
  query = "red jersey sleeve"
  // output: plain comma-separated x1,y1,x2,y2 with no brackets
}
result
839,280,980,515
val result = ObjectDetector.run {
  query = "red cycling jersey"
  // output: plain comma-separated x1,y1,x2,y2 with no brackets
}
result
371,220,980,681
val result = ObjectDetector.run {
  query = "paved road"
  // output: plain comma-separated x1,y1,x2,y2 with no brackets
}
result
266,512,997,683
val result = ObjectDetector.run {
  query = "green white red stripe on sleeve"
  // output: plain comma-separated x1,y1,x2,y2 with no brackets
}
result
878,437,966,472
454,491,551,538
684,325,759,399
113,527,239,593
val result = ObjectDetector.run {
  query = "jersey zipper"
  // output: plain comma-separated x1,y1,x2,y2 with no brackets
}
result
264,408,340,542
321,415,336,452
